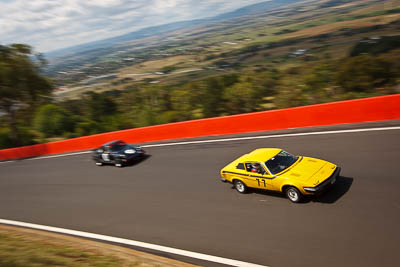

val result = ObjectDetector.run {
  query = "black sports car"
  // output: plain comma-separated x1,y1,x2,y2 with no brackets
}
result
93,140,145,167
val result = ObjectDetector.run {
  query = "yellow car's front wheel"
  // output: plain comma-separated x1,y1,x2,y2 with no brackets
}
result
285,186,302,203
234,180,247,194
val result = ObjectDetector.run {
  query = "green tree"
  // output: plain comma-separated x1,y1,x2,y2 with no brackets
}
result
304,63,333,92
335,54,396,92
115,84,172,127
170,82,203,121
223,72,277,114
85,92,117,121
0,128,13,148
200,77,224,117
33,104,74,137
0,44,52,144
170,88,193,120
223,81,258,114
73,120,100,137
303,63,335,103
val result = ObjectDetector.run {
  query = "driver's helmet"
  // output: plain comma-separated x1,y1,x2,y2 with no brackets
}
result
252,163,260,169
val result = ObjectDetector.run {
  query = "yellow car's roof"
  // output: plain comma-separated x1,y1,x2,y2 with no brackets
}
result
236,148,282,163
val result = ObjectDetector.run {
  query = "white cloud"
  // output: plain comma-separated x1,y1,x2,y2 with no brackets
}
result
84,0,124,8
153,0,178,10
0,0,267,52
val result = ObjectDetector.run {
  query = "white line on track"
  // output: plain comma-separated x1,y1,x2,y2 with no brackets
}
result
2,126,400,162
26,151,92,161
0,160,15,164
0,219,267,267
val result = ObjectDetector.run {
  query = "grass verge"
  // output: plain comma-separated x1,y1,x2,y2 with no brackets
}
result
0,225,197,267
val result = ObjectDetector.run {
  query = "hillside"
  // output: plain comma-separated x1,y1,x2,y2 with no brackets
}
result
6,0,396,146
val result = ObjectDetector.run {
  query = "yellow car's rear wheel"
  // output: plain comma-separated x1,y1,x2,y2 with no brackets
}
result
285,186,302,203
234,180,247,194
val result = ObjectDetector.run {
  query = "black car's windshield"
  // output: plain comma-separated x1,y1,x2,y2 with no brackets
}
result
265,150,299,175
110,143,128,152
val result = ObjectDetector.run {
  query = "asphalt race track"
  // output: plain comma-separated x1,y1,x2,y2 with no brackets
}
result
1,121,400,267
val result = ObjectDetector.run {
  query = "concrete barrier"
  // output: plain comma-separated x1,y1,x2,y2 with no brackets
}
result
1,94,399,161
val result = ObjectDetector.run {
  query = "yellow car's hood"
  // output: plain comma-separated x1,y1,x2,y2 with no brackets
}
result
284,157,335,185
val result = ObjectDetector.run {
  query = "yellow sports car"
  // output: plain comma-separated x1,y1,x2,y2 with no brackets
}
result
220,148,340,203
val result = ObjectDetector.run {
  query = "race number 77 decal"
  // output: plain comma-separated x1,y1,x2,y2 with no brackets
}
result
256,178,266,187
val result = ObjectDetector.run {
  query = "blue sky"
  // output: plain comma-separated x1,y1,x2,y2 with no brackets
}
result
1,0,268,53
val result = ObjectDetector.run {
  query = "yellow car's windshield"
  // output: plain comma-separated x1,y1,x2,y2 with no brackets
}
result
265,150,299,175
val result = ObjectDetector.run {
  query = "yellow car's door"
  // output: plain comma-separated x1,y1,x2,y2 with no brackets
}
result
262,165,283,191
244,162,274,190
269,175,287,191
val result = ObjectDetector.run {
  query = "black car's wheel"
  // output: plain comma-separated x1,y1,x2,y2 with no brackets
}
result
114,160,123,167
285,186,302,203
234,180,247,194
95,161,103,166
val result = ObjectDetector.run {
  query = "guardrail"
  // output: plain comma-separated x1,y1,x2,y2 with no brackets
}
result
1,94,399,161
